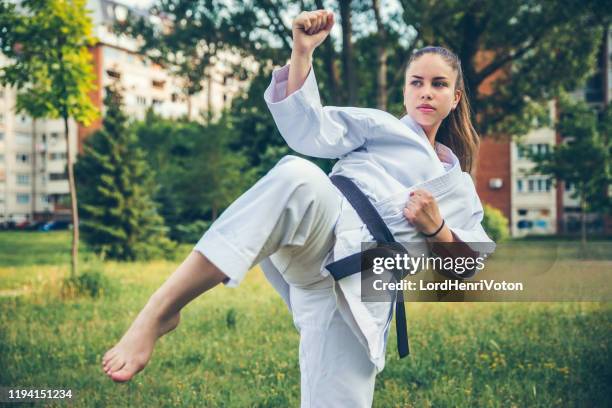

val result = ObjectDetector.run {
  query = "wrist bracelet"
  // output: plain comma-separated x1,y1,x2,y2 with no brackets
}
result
422,219,445,238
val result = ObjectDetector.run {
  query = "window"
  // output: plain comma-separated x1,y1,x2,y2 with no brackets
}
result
516,179,523,192
537,179,544,192
49,152,67,160
16,174,30,185
17,194,30,204
107,69,121,79
50,172,67,181
152,99,163,106
152,79,165,89
545,179,552,192
136,96,147,106
517,145,529,159
517,220,533,229
50,132,60,144
528,179,535,192
16,153,29,163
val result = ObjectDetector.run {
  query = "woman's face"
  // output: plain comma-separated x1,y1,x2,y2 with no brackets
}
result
403,54,461,136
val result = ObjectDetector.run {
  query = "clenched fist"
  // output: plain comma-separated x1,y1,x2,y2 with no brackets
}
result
403,189,450,240
292,10,334,56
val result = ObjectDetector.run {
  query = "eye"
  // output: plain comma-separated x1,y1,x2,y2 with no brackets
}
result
410,80,422,86
433,81,448,87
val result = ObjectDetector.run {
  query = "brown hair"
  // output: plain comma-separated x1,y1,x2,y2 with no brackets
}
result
406,46,479,173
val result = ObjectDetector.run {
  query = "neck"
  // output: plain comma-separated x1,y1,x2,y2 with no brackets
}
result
421,122,441,148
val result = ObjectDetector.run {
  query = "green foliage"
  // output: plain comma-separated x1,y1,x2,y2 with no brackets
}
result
482,204,509,243
399,0,609,136
174,220,211,243
0,0,98,124
75,86,175,260
529,96,611,211
133,112,257,239
61,268,116,299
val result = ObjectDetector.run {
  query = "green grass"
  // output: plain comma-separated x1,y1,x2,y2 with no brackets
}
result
0,232,611,407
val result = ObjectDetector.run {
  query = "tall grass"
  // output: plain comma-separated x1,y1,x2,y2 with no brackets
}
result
0,232,610,407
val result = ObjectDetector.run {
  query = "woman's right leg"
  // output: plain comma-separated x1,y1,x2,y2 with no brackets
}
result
102,155,342,381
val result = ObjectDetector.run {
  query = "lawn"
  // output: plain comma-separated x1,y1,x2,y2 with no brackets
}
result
0,232,611,407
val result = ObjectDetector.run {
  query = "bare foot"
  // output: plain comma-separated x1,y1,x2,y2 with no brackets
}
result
101,311,180,382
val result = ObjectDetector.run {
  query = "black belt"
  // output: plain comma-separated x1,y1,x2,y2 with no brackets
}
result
326,175,410,358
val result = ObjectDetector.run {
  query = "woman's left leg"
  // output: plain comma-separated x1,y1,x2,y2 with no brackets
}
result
289,281,377,408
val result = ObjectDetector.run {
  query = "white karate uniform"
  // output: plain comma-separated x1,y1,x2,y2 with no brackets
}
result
193,64,495,407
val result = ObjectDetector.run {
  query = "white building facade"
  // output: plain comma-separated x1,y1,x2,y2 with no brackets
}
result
0,0,254,225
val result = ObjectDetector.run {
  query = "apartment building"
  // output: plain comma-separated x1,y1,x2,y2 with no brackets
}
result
477,26,611,237
0,72,79,225
0,0,253,225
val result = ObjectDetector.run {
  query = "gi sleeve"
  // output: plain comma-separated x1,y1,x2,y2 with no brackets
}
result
264,64,374,159
434,173,496,279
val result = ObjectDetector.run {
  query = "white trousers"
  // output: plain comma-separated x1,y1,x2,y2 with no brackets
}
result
194,155,377,407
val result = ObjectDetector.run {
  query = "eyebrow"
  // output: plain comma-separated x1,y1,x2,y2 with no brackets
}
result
411,75,449,81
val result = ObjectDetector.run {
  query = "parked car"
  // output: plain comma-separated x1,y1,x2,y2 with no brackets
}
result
39,220,71,231
25,221,47,231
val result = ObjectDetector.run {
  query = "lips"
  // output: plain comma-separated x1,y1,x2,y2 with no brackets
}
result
417,104,435,113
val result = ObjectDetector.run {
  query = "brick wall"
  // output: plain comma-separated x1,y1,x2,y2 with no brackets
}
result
77,44,104,153
475,138,512,224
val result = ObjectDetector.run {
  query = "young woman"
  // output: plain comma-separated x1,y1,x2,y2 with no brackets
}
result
102,9,494,407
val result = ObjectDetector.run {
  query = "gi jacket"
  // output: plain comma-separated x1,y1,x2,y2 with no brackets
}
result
263,64,495,372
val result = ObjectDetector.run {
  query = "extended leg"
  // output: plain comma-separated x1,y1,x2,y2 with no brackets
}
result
102,251,226,382
102,156,341,382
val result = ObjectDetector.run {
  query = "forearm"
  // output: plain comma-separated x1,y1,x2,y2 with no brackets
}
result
428,228,480,279
286,50,313,97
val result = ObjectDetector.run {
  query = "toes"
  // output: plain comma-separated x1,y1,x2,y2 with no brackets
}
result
105,354,121,373
108,358,126,374
110,362,139,383
102,348,116,364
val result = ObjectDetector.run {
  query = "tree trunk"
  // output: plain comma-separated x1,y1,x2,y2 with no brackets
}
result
372,0,388,110
64,116,79,277
339,0,356,105
315,0,340,105
187,94,193,122
580,193,587,248
31,119,37,217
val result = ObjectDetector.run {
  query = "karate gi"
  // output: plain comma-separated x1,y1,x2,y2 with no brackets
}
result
193,64,494,407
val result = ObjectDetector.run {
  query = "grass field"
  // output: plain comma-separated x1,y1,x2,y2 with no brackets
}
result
0,232,611,407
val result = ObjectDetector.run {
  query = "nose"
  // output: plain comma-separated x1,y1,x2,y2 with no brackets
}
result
420,87,433,100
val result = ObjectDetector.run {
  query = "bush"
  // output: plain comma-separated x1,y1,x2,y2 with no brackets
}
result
61,264,116,299
482,204,509,242
173,220,211,243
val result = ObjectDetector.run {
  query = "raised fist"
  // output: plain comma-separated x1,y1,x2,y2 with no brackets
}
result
291,10,334,55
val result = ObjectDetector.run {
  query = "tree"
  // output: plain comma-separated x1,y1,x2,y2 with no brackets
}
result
0,0,99,277
117,0,259,121
529,95,611,244
398,0,611,136
75,86,174,260
175,114,257,222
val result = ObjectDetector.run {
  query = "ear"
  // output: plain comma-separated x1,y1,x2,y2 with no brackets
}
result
453,89,462,110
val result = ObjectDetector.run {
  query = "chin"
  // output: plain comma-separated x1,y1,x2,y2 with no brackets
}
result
412,114,436,130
